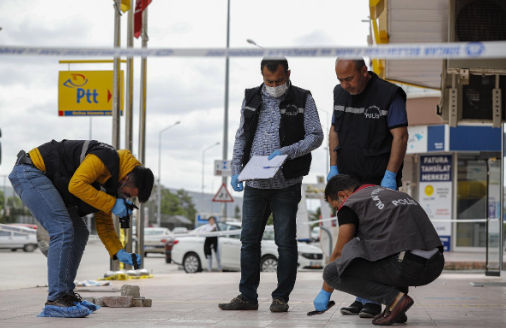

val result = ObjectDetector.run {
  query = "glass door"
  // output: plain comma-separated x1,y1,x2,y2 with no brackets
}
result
486,158,501,276
456,156,487,248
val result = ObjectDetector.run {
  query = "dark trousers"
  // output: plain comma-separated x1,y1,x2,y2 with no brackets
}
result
239,184,301,303
204,237,218,258
323,251,445,306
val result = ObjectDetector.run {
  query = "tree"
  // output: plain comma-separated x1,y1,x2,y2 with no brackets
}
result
234,205,241,219
160,188,197,223
0,190,4,223
175,189,197,223
5,195,30,223
309,207,322,229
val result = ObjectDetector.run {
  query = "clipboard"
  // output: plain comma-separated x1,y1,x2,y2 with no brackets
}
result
238,155,288,181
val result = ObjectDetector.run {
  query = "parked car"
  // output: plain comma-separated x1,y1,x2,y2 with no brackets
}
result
172,227,189,234
171,222,324,273
311,226,320,242
8,223,38,230
165,239,175,263
143,227,173,256
0,226,38,252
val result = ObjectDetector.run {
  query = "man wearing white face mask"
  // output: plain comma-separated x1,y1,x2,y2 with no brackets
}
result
219,57,323,313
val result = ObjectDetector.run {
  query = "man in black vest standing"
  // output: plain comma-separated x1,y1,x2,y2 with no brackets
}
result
219,57,323,312
313,175,444,325
326,59,409,317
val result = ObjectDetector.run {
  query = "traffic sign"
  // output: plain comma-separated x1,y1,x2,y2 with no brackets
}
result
214,159,232,176
212,183,234,203
58,71,124,116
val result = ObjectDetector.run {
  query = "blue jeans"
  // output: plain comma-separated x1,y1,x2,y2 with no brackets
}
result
9,164,89,301
239,184,301,303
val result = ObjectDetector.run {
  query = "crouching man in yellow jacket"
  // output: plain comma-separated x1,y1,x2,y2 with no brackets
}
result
8,140,154,318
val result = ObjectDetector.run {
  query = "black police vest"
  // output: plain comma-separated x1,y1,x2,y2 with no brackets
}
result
38,140,119,216
334,186,443,275
242,84,311,179
333,72,406,186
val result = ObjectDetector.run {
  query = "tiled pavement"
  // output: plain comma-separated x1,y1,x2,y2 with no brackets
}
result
1,271,505,327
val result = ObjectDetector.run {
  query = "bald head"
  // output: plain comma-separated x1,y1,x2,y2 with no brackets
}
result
335,59,370,95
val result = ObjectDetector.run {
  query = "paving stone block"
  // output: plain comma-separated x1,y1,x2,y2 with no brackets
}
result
82,296,95,303
95,297,105,306
133,297,145,307
121,284,141,298
143,298,152,307
101,296,134,308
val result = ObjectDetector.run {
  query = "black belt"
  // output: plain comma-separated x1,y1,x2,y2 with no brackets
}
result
16,150,34,166
397,251,428,265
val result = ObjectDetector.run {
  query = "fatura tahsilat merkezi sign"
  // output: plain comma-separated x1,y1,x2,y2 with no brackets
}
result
58,71,124,116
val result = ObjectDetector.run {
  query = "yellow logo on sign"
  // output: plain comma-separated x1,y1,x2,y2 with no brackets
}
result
58,71,124,116
425,185,434,196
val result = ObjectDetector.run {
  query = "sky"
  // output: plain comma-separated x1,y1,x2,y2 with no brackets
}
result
0,0,370,200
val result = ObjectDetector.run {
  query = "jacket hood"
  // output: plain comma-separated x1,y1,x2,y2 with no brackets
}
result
118,149,140,181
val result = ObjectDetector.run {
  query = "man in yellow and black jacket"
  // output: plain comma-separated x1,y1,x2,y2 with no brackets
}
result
8,140,154,318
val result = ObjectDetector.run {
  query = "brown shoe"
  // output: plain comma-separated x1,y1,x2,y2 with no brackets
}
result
218,295,258,311
373,312,407,323
372,294,413,326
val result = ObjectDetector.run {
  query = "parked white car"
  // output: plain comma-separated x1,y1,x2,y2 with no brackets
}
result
311,226,321,242
0,225,38,252
143,227,173,256
172,227,189,234
171,222,324,273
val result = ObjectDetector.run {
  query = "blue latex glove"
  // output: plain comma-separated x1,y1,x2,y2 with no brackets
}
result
327,165,339,181
111,198,133,217
230,174,243,192
381,170,397,190
116,249,142,267
267,149,282,160
313,289,332,311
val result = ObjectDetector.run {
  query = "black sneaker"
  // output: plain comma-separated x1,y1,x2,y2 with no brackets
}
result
66,292,101,312
359,303,382,318
269,297,289,312
45,295,76,307
66,292,82,303
218,295,258,310
340,301,363,315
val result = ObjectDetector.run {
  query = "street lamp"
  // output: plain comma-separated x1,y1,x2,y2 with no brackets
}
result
157,121,181,227
246,38,264,49
202,142,220,214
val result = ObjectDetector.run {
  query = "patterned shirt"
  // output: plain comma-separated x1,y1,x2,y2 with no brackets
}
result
232,85,324,189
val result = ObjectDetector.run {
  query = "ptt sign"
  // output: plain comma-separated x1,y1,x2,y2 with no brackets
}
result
58,71,124,116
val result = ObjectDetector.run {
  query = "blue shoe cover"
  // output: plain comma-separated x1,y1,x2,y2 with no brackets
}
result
37,304,92,318
79,300,101,312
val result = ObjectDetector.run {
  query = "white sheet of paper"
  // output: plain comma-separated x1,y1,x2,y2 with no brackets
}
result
238,155,288,181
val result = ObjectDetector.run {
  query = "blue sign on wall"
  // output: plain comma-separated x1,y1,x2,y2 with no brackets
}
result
420,155,452,182
439,235,451,252
449,126,501,151
428,125,445,151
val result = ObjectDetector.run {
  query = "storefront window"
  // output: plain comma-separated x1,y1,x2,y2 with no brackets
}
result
456,157,487,247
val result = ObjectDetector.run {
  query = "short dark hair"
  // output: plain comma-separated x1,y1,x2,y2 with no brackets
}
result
260,57,289,74
129,166,154,203
324,175,359,202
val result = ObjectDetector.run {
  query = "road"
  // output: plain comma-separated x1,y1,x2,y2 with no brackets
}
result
0,237,182,291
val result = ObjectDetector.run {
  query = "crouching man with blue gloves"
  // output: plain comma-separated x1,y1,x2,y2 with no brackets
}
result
9,140,154,318
327,58,409,317
313,175,444,325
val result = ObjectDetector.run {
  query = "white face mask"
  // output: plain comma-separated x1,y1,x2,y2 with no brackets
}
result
265,82,288,98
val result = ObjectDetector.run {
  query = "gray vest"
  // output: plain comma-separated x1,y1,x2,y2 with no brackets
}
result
334,186,443,275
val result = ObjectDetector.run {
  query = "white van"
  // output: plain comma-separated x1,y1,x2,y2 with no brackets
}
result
0,226,38,252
